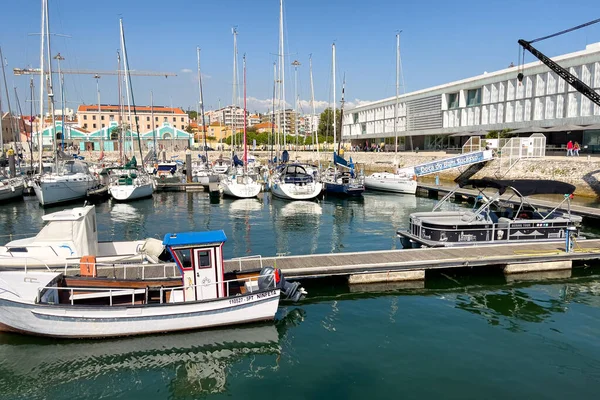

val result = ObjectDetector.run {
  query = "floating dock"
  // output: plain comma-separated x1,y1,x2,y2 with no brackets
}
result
224,239,600,284
417,183,600,222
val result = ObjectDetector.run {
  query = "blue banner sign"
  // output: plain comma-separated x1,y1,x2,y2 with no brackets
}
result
413,150,493,177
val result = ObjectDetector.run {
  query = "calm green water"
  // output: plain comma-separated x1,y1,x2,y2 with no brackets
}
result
0,193,599,399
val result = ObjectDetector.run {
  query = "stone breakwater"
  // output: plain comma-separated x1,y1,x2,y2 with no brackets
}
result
59,149,600,199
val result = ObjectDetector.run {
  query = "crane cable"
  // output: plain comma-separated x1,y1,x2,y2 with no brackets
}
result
528,18,600,44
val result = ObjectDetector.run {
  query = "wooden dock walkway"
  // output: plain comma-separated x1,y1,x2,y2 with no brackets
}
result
224,239,600,280
417,183,599,221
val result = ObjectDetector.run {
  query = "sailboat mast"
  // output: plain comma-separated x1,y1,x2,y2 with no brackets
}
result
394,32,399,158
279,0,286,150
231,28,238,160
243,54,247,171
339,75,345,154
309,55,320,169
197,47,208,163
120,19,133,158
37,0,45,173
151,91,156,159
0,47,16,149
271,62,276,164
332,43,336,156
292,60,300,160
44,0,57,160
117,50,123,163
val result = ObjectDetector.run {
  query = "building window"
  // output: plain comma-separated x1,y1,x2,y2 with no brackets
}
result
164,117,167,122
83,115,87,120
110,114,115,121
448,93,459,109
93,123,96,128
83,123,88,128
181,117,184,122
101,115,105,120
147,124,150,129
172,117,176,122
155,117,158,121
353,113,358,124
146,116,150,121
92,115,96,120
466,88,481,106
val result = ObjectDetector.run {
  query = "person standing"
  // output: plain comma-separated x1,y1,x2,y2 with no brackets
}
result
566,140,574,156
574,142,581,156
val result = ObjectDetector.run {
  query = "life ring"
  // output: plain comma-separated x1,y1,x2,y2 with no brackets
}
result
160,175,166,181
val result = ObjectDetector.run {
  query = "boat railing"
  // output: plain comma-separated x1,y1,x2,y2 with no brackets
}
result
0,254,53,273
160,272,277,304
35,272,277,306
62,261,180,280
410,216,575,241
229,255,263,271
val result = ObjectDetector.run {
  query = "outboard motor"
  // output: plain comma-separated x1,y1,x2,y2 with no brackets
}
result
258,266,307,302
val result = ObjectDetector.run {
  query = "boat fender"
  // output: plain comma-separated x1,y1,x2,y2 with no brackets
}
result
80,255,97,278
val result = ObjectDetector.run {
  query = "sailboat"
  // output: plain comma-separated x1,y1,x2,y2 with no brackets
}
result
221,54,261,198
107,18,154,202
364,33,417,195
32,0,98,206
0,51,25,203
323,43,365,197
269,0,322,201
192,47,219,186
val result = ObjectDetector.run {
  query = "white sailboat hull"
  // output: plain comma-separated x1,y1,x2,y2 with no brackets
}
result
221,179,261,199
33,174,97,206
109,182,154,201
271,181,323,200
0,181,24,202
364,173,417,195
0,288,280,338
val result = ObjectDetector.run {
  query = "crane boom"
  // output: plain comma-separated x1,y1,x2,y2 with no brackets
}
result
13,67,176,77
518,39,600,107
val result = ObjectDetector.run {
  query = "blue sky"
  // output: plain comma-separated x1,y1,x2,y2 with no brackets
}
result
1,0,599,116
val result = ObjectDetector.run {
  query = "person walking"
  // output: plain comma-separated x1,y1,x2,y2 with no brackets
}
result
566,140,574,156
574,142,581,156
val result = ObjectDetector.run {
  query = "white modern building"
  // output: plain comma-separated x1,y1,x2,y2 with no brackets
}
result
343,42,600,152
205,106,248,131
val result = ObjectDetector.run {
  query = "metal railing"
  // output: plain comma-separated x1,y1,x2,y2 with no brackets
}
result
228,255,263,272
62,261,180,280
35,272,276,306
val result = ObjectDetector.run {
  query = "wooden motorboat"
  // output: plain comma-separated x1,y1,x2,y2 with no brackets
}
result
0,230,306,338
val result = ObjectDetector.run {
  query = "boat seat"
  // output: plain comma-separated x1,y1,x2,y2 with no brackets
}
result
70,288,145,301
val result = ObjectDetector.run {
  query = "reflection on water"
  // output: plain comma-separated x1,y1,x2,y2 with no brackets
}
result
0,308,305,399
109,202,139,223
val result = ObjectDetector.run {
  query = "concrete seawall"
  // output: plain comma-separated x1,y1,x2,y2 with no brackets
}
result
38,148,600,199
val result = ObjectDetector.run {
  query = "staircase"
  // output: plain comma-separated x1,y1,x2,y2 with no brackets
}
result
454,160,489,184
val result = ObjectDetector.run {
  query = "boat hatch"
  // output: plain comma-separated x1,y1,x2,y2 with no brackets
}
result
163,231,227,302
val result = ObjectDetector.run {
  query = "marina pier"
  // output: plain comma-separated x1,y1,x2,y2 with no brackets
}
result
225,239,600,283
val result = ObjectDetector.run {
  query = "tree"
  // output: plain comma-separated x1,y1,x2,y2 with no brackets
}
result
186,110,198,120
486,129,515,139
318,107,341,144
184,125,193,134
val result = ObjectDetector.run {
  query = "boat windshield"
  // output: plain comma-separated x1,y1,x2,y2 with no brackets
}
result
61,161,90,175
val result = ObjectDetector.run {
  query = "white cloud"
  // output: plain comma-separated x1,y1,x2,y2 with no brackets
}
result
345,98,372,109
245,97,333,113
180,68,193,73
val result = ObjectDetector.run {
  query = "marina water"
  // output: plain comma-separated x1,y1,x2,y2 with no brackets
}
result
0,192,599,398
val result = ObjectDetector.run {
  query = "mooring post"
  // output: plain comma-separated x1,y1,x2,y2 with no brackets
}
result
185,150,192,183
8,151,16,178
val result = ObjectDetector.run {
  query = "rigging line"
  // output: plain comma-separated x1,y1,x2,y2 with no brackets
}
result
528,18,600,44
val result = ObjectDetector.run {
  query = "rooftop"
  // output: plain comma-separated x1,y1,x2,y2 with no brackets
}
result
77,104,187,114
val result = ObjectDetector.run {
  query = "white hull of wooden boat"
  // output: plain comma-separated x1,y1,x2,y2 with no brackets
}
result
364,173,417,195
0,287,280,338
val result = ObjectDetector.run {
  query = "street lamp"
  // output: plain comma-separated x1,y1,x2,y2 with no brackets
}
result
94,74,102,151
